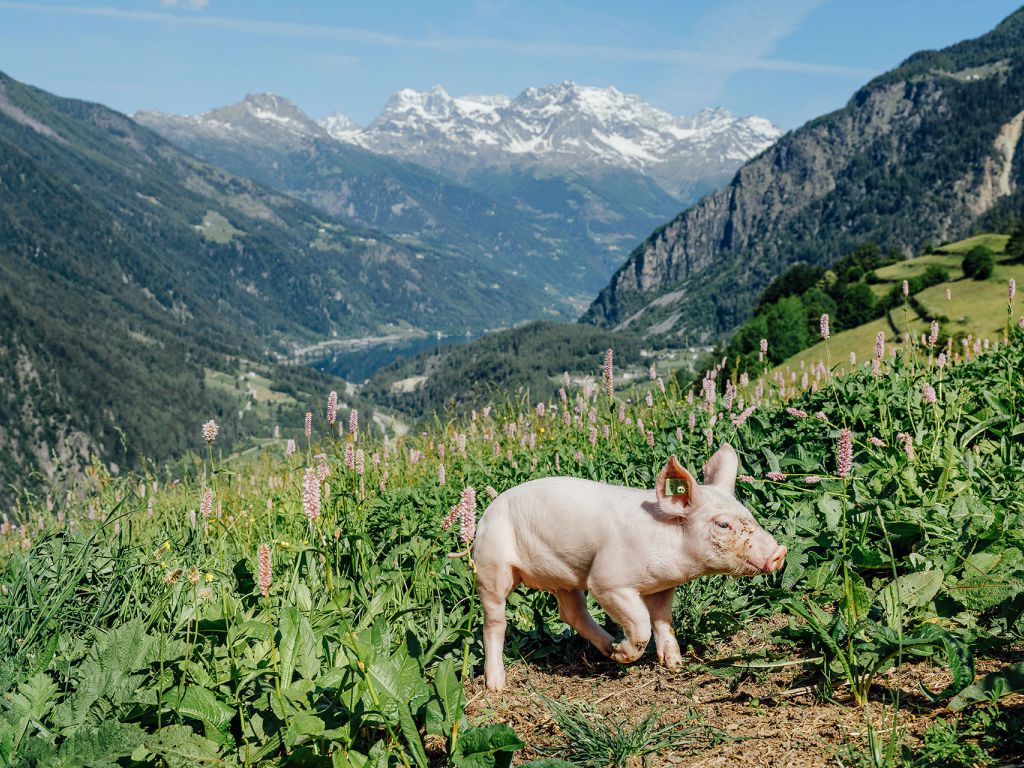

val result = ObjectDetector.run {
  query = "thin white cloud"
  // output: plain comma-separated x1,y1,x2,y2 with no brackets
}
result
657,0,830,107
159,0,208,10
0,1,874,78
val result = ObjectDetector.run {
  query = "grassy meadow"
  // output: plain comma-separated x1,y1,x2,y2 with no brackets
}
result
1,288,1024,766
778,237,1024,377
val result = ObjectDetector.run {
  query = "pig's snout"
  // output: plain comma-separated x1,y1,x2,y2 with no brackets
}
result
764,545,787,573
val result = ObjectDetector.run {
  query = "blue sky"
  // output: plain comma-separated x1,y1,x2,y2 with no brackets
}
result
1,0,1021,129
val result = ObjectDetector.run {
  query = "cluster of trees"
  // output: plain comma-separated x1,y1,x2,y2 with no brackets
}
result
720,243,950,371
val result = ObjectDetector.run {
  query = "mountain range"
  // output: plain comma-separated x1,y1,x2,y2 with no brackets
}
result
320,81,781,200
583,8,1024,342
135,84,780,308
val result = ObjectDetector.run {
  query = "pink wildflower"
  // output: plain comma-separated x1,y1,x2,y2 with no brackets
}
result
589,426,598,446
946,288,952,301
327,391,337,426
645,392,654,408
563,411,571,427
803,475,823,484
459,487,477,545
536,402,545,418
202,420,218,444
201,488,213,521
349,409,359,435
576,450,584,464
286,439,296,457
688,411,696,431
820,314,830,340
1010,279,1017,302
355,449,365,476
646,430,655,448
441,503,459,530
344,443,354,469
731,405,756,427
304,412,312,439
438,463,446,486
871,358,881,377
836,429,853,479
786,407,808,419
603,349,614,397
875,331,885,360
896,432,915,461
302,468,321,521
648,364,657,380
849,351,856,366
765,471,787,481
739,475,756,483
657,377,666,394
928,320,938,348
258,543,272,597
315,456,330,482
922,382,937,404
486,485,498,500
869,437,886,447
902,280,909,297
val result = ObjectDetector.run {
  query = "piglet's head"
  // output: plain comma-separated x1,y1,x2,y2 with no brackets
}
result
655,444,786,577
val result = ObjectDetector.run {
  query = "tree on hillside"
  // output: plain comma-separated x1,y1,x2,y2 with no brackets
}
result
1007,220,1024,263
962,245,995,280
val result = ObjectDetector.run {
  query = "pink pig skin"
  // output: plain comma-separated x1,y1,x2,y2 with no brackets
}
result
472,443,786,691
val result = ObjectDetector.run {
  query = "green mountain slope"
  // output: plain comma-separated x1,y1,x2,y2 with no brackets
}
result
0,71,550,498
583,7,1024,343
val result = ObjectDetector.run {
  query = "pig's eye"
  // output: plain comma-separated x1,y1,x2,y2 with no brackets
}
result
716,520,731,529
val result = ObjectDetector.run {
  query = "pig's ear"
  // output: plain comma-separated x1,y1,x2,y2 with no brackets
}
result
703,443,738,494
656,455,698,520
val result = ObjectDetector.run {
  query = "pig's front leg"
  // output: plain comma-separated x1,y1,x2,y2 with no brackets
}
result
643,589,682,670
591,588,652,664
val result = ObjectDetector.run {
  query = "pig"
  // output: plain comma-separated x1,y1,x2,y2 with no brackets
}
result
472,443,786,691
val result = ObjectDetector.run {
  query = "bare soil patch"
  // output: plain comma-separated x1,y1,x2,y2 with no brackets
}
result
464,619,1024,767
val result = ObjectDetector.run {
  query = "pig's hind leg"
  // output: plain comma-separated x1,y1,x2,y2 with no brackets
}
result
643,589,682,670
555,589,614,657
591,588,652,664
477,563,518,691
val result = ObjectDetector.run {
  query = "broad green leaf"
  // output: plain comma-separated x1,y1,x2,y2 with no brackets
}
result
425,658,465,737
878,570,943,626
816,496,842,531
141,725,221,767
56,721,145,768
365,648,431,719
396,701,429,768
949,661,1024,711
177,686,234,731
905,625,975,701
453,724,524,768
278,606,320,683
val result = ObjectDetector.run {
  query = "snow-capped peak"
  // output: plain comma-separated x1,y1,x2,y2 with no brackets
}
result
319,81,782,192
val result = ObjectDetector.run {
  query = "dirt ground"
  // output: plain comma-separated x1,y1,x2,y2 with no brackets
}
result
464,620,1024,767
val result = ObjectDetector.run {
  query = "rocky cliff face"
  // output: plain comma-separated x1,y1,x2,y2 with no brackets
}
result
584,9,1024,342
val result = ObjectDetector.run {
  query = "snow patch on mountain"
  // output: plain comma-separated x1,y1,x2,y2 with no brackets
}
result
318,81,782,196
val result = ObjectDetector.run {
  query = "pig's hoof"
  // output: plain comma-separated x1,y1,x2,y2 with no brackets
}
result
611,641,643,664
484,671,505,691
659,652,683,671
